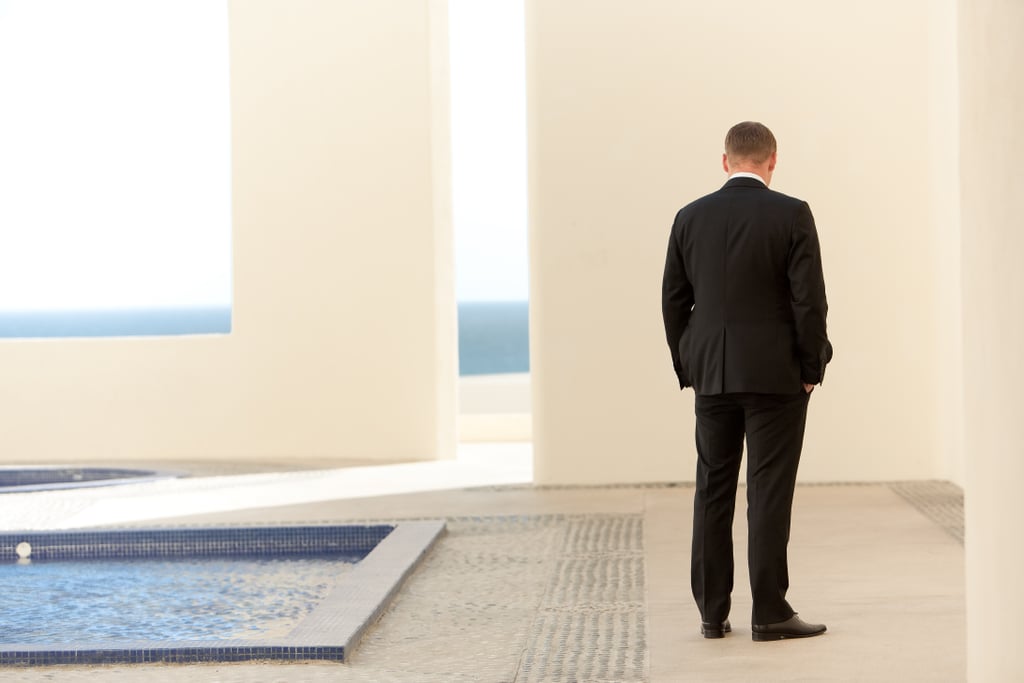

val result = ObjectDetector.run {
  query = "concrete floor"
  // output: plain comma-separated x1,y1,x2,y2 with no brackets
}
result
0,451,966,682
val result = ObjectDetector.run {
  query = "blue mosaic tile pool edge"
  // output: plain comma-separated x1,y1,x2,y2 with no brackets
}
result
0,520,446,666
0,524,395,561
0,466,183,493
0,645,347,666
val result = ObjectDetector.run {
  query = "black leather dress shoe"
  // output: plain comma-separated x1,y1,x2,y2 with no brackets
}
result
700,619,731,639
752,614,826,641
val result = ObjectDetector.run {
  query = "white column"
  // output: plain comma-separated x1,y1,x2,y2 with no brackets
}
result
959,1,1024,680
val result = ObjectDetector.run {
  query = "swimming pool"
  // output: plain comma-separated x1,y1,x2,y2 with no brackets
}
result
0,521,444,665
0,466,180,493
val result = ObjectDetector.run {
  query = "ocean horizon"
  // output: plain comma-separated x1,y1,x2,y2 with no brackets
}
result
458,301,529,376
0,308,232,339
0,302,529,377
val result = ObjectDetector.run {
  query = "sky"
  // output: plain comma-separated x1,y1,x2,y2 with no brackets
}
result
0,0,526,312
449,0,529,303
0,1,226,313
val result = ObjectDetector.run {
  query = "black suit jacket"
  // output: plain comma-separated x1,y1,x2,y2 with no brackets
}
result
662,177,832,395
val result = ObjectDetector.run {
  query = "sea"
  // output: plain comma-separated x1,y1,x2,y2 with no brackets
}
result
0,301,529,377
0,308,232,339
457,300,529,376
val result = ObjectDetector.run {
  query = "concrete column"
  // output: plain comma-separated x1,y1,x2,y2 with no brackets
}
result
959,1,1024,680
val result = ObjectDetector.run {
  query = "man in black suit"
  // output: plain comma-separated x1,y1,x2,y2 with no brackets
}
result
662,121,832,641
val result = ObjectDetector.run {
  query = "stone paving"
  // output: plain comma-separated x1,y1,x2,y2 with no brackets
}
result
0,458,967,682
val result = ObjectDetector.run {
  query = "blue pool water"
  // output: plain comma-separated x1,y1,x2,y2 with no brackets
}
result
0,522,443,666
2,555,359,643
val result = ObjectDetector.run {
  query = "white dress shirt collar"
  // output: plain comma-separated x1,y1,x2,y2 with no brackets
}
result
728,171,767,185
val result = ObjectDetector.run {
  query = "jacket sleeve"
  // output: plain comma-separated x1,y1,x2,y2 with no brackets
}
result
787,202,833,384
662,216,695,389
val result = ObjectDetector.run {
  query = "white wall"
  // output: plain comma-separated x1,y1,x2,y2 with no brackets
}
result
527,0,962,484
959,1,1024,679
0,0,975,485
0,0,456,464
458,374,531,442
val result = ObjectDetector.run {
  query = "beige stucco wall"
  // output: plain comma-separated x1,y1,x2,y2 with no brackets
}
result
527,0,962,484
0,0,456,464
959,1,1024,680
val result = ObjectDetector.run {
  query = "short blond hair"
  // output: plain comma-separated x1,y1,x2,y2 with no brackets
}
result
725,121,777,164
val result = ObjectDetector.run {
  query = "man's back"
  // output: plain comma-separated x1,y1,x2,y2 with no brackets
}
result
663,177,831,395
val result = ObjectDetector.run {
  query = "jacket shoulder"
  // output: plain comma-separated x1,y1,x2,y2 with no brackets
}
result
763,187,808,208
674,186,809,227
674,190,721,223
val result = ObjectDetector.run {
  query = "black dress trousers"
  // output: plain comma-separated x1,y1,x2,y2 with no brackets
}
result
690,390,810,625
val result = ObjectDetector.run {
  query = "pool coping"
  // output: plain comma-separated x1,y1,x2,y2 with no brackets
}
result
0,520,446,665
